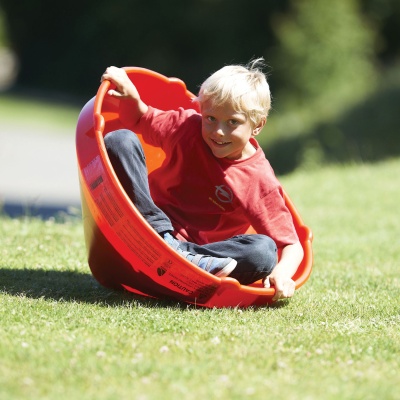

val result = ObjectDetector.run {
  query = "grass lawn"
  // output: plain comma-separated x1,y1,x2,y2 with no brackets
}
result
0,93,81,135
1,156,399,400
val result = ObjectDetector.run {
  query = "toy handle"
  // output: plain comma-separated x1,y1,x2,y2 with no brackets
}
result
93,79,111,134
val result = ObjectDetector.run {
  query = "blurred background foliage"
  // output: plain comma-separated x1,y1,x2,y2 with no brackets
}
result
0,0,399,173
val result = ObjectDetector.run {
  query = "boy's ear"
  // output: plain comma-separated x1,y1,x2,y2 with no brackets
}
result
252,117,266,136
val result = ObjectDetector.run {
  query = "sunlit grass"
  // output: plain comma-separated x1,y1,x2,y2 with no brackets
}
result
1,158,399,400
0,94,81,133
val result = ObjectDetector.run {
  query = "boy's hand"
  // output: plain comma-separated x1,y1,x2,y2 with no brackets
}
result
100,66,148,124
101,66,139,100
264,271,295,302
264,241,303,302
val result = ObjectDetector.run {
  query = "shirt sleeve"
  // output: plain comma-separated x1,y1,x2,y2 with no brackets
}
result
132,106,199,148
248,186,299,248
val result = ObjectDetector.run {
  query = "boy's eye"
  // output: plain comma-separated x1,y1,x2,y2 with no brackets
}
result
229,119,239,126
203,115,217,123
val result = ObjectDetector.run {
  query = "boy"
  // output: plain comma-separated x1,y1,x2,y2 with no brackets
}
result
101,59,303,301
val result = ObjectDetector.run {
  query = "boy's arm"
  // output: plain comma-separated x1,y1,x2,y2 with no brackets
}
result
101,66,148,125
264,241,304,301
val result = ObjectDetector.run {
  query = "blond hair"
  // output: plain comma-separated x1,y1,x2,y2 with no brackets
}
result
195,58,271,127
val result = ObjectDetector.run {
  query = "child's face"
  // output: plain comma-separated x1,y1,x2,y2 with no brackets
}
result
200,99,264,161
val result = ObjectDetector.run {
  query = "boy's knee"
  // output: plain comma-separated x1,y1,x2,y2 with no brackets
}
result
244,234,277,273
104,129,146,162
104,129,143,158
256,233,276,254
228,234,277,285
258,234,276,249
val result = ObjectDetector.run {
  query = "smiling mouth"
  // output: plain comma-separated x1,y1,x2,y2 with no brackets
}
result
211,139,230,146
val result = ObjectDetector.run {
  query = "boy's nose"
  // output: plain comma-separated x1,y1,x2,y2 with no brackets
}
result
214,125,224,136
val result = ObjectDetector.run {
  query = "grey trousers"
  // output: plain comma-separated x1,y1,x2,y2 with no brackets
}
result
104,129,277,284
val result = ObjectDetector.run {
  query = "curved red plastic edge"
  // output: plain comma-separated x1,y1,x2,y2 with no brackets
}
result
75,67,313,308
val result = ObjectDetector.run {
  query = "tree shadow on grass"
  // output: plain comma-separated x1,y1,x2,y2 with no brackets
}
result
1,201,82,221
267,84,400,175
0,267,184,309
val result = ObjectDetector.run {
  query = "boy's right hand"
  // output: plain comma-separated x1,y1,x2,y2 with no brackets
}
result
101,66,149,124
101,66,140,100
